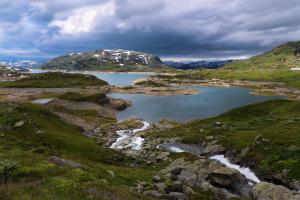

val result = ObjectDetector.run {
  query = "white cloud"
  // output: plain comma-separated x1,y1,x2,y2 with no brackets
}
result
49,1,116,35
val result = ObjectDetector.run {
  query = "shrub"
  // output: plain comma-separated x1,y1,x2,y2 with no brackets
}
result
0,159,18,184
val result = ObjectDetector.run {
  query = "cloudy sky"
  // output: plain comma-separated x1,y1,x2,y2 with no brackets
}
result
1,0,300,61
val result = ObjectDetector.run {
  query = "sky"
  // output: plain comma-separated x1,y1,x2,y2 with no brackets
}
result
1,0,300,61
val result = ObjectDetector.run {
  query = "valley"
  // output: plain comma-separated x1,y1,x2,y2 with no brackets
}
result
0,41,300,200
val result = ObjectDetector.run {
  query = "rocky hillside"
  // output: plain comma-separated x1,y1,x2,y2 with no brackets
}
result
226,40,300,69
165,60,234,70
42,49,169,71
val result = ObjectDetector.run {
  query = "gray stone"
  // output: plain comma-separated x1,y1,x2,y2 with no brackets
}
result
153,175,161,182
153,182,167,192
203,144,225,155
165,181,183,193
48,156,81,168
143,190,163,198
165,192,188,200
14,121,24,127
252,182,300,200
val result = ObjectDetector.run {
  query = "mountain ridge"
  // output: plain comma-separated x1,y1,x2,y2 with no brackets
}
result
42,49,169,72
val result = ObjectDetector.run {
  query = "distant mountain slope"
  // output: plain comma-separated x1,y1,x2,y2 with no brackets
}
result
225,41,300,69
164,60,234,70
42,49,169,71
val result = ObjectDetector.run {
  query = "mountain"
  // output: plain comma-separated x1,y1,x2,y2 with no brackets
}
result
164,60,235,70
225,40,300,69
0,60,40,69
42,49,169,71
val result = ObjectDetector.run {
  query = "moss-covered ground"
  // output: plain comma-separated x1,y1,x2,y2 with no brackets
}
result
0,72,108,88
149,99,300,182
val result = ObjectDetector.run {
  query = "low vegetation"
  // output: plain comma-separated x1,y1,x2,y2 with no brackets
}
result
0,72,108,88
149,99,300,182
0,103,157,200
58,92,109,104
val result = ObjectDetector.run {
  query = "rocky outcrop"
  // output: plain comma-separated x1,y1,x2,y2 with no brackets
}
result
158,158,252,199
110,99,132,110
252,182,300,200
48,156,81,168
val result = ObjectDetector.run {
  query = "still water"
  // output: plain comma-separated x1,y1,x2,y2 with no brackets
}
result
29,70,281,122
110,86,281,122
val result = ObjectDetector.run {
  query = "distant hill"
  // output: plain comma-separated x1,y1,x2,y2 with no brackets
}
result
164,60,235,70
42,49,169,72
225,41,300,69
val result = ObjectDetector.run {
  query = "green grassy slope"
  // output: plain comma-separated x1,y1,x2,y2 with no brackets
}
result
149,100,300,182
180,41,300,88
0,103,155,200
226,41,300,69
0,72,108,88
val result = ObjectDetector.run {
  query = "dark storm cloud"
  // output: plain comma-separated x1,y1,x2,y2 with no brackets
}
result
1,0,300,60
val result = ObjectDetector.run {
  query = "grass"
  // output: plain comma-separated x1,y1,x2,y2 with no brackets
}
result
58,92,108,103
149,99,300,182
199,69,300,89
0,103,157,200
0,72,108,88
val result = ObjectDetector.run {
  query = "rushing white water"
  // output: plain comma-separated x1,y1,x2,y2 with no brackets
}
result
169,146,186,153
31,98,53,104
110,121,150,150
210,155,261,183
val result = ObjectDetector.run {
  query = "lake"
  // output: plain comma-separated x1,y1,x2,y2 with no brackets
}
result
29,70,281,122
110,86,281,122
29,69,148,86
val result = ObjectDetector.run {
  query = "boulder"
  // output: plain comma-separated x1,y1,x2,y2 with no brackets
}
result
95,93,110,105
209,167,245,187
165,181,184,193
165,192,188,200
48,156,81,168
203,144,225,156
252,182,300,200
153,182,167,192
143,190,163,198
153,175,161,182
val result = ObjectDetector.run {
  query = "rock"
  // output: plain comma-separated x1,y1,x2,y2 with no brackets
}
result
111,99,131,110
156,152,170,161
209,167,246,187
165,181,183,193
252,182,300,200
143,190,163,198
48,156,81,168
165,192,188,200
153,182,167,192
14,121,24,128
203,144,225,156
214,122,222,126
95,93,110,105
160,158,251,199
241,147,250,157
153,175,161,182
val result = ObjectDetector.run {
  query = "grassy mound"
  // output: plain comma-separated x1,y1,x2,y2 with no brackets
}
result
0,72,108,88
150,99,300,182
